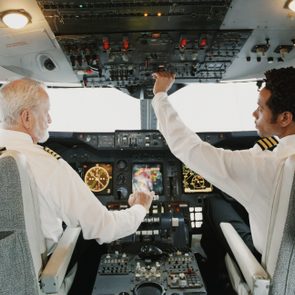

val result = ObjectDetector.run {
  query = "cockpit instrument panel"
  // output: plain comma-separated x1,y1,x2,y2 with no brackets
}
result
182,165,213,193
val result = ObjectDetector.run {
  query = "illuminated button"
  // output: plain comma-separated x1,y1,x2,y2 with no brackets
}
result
195,212,203,220
172,218,179,227
195,221,202,228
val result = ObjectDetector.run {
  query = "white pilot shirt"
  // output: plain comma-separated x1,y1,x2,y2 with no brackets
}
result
152,92,295,254
0,129,147,253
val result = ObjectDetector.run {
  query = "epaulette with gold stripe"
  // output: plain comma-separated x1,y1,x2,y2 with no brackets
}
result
0,147,6,155
43,146,61,160
256,136,278,151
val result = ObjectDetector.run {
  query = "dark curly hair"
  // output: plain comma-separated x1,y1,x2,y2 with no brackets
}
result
264,67,295,122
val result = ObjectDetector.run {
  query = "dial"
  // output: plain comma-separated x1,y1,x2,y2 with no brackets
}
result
182,165,212,193
116,173,126,185
84,164,111,192
117,159,127,170
117,186,129,199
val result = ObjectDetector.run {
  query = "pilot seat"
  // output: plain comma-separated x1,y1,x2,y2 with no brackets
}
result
0,149,81,295
220,155,295,295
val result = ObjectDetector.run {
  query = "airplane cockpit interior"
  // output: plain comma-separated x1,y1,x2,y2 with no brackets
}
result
1,1,295,295
45,130,260,295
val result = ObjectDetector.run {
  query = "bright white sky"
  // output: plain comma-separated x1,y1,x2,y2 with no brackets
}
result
169,82,258,132
48,82,258,132
48,87,140,132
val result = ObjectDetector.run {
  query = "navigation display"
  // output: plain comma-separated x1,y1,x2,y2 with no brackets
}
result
132,163,163,195
182,165,213,193
83,163,113,195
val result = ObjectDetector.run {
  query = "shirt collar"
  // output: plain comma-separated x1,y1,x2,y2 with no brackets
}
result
0,128,34,145
278,134,295,145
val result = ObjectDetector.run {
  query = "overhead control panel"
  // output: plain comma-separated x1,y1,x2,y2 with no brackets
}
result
36,0,252,97
54,30,251,96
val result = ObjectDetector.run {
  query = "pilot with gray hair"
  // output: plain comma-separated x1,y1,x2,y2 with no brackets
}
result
0,77,154,294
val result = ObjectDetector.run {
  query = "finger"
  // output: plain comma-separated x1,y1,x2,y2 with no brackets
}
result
152,73,158,79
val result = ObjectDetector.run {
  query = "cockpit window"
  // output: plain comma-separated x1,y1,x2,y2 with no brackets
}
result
48,87,140,132
48,82,257,132
168,82,257,132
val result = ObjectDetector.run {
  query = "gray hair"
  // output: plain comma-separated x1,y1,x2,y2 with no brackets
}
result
0,78,47,127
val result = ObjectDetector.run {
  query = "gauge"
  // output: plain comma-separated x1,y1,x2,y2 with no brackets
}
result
116,186,129,199
182,165,212,193
84,164,111,192
117,159,127,170
116,173,126,185
191,174,206,189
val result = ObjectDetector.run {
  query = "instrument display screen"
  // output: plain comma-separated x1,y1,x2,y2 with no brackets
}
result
182,165,212,193
84,163,113,195
132,163,163,195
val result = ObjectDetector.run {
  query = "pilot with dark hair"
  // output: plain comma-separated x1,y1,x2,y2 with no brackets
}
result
0,78,154,294
151,67,295,291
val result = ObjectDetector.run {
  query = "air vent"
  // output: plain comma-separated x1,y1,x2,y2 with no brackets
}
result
37,54,58,71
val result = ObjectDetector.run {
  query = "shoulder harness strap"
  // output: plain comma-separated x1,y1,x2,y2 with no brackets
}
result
43,146,61,160
256,136,278,151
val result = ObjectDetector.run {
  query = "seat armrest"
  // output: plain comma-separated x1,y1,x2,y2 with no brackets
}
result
220,222,269,293
224,253,250,295
40,227,81,294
